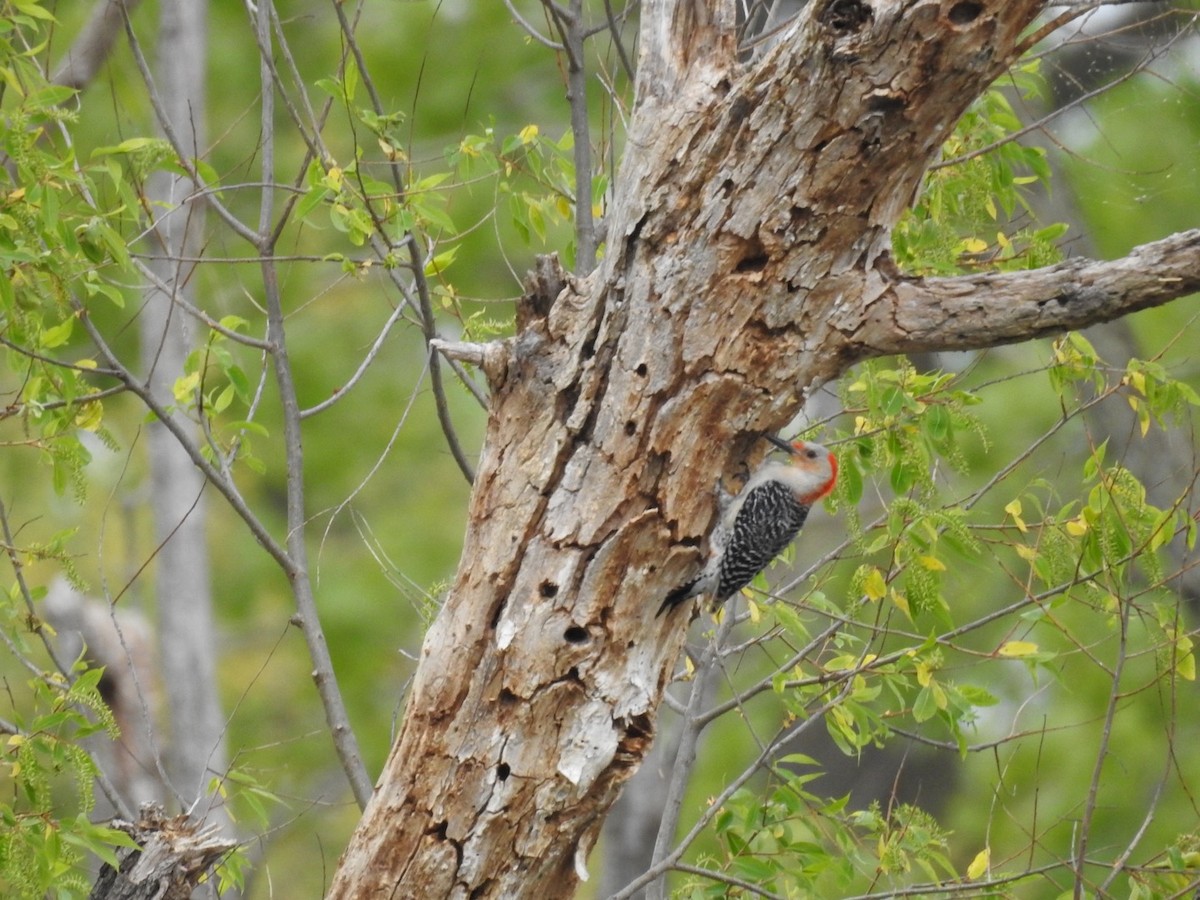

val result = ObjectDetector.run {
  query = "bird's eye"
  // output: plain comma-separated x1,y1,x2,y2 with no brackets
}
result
806,449,817,459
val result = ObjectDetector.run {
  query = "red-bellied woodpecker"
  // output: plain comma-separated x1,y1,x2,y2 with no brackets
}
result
659,437,838,614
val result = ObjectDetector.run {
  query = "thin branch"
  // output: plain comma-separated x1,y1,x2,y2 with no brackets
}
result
238,0,327,170
1075,559,1133,893
0,384,128,422
329,0,479,474
316,354,431,570
117,2,260,246
257,0,373,810
549,0,598,272
130,257,273,349
0,497,134,820
671,862,787,900
646,615,734,900
611,680,857,899
935,32,1183,172
506,0,565,49
53,0,147,90
602,0,636,81
409,239,476,484
75,300,295,571
0,336,121,377
299,300,408,419
0,501,76,680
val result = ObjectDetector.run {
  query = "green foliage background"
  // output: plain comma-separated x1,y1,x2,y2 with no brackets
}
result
0,2,1198,898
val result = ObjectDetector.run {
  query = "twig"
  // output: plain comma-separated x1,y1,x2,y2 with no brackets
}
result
117,3,260,246
646,614,734,900
0,497,134,819
256,0,373,811
0,335,121,376
1074,560,1133,895
317,354,431,572
505,0,565,49
602,0,636,81
938,22,1194,172
548,0,598,272
671,862,787,900
0,384,128,422
131,256,272,349
300,299,409,418
409,239,476,484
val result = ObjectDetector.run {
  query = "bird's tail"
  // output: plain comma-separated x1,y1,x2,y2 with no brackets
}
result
658,578,699,616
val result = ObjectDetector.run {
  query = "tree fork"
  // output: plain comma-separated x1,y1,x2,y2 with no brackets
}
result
328,2,1199,896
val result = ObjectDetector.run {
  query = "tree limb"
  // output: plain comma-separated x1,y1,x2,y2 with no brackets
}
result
856,229,1200,357
53,0,146,90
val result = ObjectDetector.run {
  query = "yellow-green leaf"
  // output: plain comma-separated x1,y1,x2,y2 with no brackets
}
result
998,640,1038,658
173,371,201,403
74,400,103,432
1004,499,1027,533
917,555,946,572
967,847,990,880
1177,650,1196,682
863,567,887,601
40,319,74,349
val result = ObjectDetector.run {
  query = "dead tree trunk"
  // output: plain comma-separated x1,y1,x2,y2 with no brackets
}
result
328,2,1200,896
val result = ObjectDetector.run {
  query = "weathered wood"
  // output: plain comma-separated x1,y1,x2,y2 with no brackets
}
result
328,2,1200,897
88,805,234,900
858,227,1200,353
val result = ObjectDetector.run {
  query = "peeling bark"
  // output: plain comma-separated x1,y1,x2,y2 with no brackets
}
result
328,2,1199,896
88,805,234,900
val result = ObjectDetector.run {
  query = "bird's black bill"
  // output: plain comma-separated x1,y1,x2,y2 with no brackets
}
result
765,434,797,454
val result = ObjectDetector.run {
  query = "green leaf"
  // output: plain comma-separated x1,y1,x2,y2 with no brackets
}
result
40,318,74,349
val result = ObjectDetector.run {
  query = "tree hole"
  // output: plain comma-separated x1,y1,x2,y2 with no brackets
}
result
540,580,558,598
497,762,511,782
948,1,982,25
564,625,589,644
823,0,872,32
624,421,637,436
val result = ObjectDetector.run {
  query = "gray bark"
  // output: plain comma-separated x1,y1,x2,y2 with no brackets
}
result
139,0,228,817
44,580,164,812
88,805,234,900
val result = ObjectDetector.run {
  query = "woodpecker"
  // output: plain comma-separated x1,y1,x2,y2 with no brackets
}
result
659,437,838,614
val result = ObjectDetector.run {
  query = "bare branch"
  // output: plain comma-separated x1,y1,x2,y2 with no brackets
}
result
548,0,599,271
300,300,410,419
671,863,787,900
506,0,564,49
602,0,636,81
409,239,477,484
117,3,261,246
53,0,146,90
858,229,1200,358
0,498,135,820
646,615,733,900
256,0,374,810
